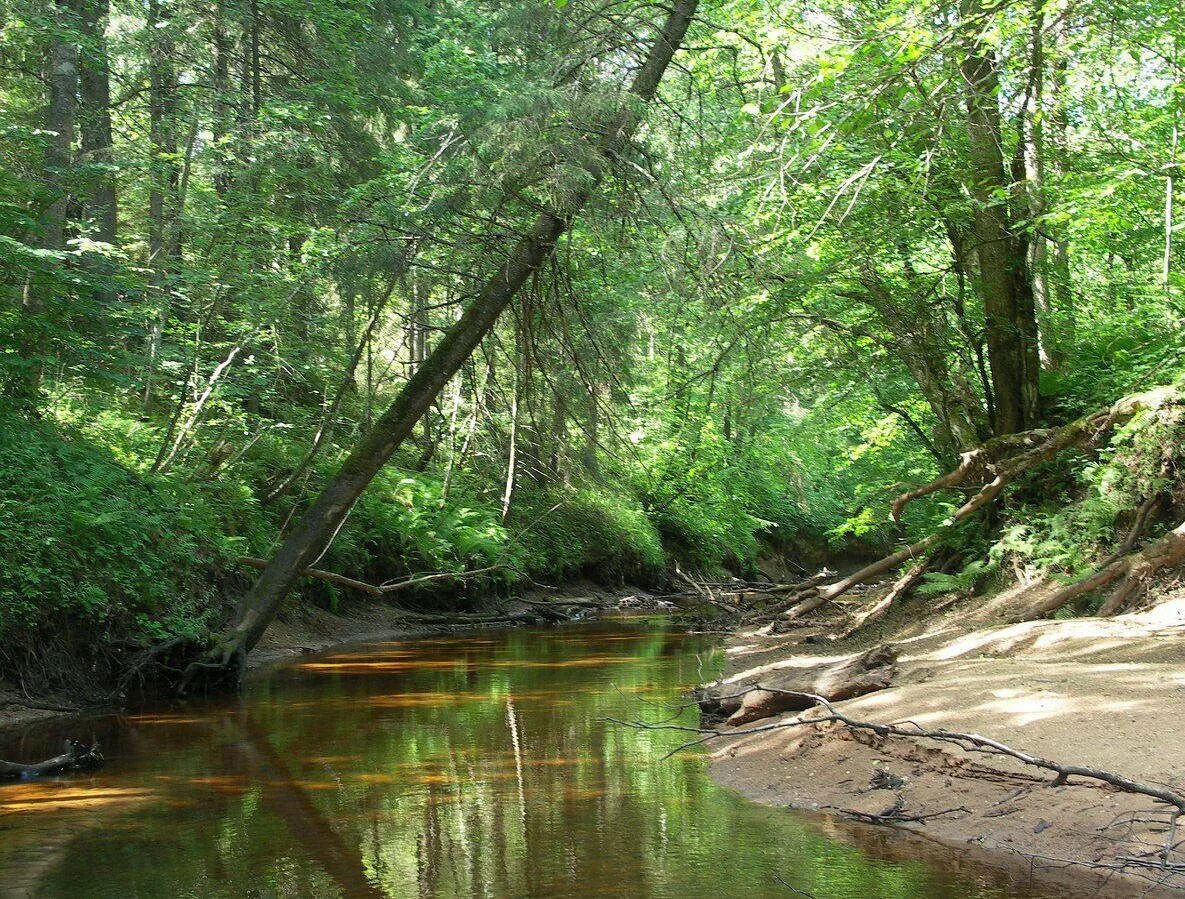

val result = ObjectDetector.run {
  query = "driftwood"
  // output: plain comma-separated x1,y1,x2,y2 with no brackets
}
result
699,645,897,726
0,740,104,781
615,690,1185,817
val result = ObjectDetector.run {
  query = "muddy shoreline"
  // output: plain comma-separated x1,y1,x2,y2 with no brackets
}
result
7,582,1185,893
701,595,1185,895
0,583,664,738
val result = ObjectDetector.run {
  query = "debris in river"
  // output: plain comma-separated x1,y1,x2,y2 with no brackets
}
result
0,739,105,781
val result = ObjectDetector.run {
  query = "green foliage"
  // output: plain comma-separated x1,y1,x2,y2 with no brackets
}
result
508,487,666,584
917,559,995,598
2,0,1185,672
0,408,232,661
330,468,512,582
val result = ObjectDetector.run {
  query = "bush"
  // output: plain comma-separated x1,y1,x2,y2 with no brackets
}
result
509,487,666,585
0,408,239,678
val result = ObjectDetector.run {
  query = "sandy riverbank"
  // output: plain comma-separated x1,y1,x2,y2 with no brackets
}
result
705,593,1185,894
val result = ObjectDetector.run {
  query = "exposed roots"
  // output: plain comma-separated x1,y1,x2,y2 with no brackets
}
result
1024,520,1185,619
783,387,1183,624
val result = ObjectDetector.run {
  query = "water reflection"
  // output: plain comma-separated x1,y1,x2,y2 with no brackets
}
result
0,619,1094,897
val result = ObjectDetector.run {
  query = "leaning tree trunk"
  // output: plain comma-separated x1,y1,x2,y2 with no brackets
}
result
186,0,699,687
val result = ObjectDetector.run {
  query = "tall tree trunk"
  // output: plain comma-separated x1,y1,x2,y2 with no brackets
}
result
14,0,78,403
211,0,232,196
1165,39,1179,294
34,0,78,254
959,0,1040,435
142,0,179,413
193,0,699,679
548,384,567,480
1046,35,1072,329
501,348,519,521
1020,0,1057,368
76,0,115,244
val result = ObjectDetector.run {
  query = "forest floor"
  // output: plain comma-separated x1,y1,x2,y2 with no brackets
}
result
705,582,1185,893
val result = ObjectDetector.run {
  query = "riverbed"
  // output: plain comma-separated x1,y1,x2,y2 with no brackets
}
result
0,617,1108,896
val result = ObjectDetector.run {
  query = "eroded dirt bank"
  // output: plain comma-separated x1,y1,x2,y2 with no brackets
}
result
0,583,662,736
705,594,1185,894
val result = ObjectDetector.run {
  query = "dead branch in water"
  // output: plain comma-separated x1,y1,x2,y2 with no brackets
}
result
824,801,970,826
0,740,104,781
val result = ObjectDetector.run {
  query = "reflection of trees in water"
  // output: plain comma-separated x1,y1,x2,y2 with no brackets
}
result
226,713,385,898
0,621,1045,898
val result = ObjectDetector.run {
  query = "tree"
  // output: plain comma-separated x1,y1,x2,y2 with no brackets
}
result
190,0,700,681
958,0,1040,434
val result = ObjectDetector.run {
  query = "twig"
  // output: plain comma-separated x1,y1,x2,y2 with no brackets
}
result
824,802,970,826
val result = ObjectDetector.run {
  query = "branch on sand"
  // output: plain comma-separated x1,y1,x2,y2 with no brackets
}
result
611,689,1185,816
781,387,1182,624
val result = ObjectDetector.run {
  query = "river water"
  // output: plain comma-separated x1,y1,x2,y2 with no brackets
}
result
0,617,1092,896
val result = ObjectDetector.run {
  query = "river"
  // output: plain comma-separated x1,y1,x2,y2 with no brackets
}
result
0,617,1093,896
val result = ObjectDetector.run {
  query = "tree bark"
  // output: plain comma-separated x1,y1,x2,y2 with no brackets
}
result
77,0,116,244
959,0,1040,435
192,0,699,681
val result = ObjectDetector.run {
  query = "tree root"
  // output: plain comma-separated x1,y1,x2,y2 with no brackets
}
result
1021,520,1185,619
783,388,1181,622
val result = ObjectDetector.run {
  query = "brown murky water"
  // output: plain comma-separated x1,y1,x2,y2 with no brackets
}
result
0,618,1098,896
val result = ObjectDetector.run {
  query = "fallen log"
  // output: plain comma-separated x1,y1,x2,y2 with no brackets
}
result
699,645,897,726
0,740,104,781
236,557,504,596
783,387,1181,622
838,551,948,639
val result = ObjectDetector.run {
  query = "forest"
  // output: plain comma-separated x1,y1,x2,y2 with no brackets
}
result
1,0,1184,889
